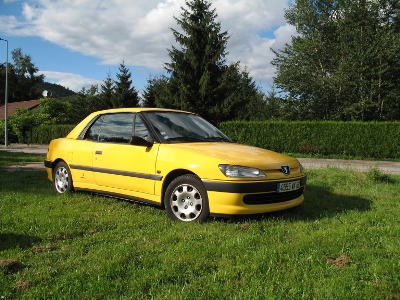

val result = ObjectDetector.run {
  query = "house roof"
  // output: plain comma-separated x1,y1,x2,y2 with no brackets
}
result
0,99,41,120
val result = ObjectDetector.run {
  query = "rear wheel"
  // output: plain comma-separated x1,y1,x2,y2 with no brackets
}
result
165,174,209,222
53,161,73,193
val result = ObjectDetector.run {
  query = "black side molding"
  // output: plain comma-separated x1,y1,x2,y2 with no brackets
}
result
44,160,52,168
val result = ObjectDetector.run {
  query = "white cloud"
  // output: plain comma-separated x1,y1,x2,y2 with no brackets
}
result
212,0,295,87
38,71,102,92
272,23,298,51
131,0,181,38
1,0,295,91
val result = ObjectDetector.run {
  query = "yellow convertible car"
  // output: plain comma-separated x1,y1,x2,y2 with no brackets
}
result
45,108,307,222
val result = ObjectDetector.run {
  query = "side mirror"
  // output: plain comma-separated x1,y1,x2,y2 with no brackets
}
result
130,136,153,147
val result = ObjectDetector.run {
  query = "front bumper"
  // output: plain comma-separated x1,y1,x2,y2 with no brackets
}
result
44,159,53,180
203,175,307,215
44,159,52,169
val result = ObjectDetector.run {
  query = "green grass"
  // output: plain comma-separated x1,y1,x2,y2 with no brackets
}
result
0,151,45,168
0,153,399,299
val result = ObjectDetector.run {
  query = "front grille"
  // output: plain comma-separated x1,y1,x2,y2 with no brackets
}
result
243,187,304,205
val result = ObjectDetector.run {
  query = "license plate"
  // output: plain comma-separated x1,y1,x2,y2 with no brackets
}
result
277,180,300,193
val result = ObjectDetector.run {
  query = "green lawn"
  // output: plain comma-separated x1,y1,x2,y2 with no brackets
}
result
0,152,399,299
0,151,45,168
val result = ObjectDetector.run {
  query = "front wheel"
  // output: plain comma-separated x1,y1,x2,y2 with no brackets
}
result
165,174,209,222
53,161,74,194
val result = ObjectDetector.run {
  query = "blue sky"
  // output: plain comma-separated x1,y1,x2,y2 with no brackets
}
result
0,0,296,96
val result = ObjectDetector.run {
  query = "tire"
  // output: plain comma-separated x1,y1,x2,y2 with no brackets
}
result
53,161,74,194
165,174,210,222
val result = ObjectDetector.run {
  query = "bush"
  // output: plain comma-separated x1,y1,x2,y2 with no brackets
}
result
220,121,400,159
7,105,74,145
29,124,75,144
9,108,47,145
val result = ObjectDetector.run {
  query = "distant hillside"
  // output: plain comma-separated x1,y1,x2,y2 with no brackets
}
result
36,82,77,98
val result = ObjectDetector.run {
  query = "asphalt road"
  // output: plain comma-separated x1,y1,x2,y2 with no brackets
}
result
1,144,400,175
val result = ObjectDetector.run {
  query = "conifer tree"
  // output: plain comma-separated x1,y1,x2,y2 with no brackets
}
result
146,0,263,123
112,61,139,108
164,0,229,123
99,72,115,110
142,75,168,108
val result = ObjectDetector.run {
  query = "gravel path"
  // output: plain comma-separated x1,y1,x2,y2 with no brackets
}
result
298,158,400,175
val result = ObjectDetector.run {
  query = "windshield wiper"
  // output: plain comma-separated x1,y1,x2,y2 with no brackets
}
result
166,136,232,143
202,136,232,142
166,136,206,142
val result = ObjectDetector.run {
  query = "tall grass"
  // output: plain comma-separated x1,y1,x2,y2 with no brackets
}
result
0,155,399,299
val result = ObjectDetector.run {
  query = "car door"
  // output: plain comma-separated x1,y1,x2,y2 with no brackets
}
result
91,113,159,195
67,139,97,186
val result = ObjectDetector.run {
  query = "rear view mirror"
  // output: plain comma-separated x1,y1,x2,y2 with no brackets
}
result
130,136,153,147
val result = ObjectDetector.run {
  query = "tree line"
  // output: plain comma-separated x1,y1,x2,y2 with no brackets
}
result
273,0,400,121
1,0,399,127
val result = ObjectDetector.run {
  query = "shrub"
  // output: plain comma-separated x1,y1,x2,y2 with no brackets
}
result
9,108,47,145
29,125,75,144
220,121,400,159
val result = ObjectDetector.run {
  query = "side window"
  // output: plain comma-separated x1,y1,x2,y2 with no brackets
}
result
100,113,134,143
85,115,103,141
85,113,134,144
134,115,150,140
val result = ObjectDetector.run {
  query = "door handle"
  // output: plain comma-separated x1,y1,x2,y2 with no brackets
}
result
95,150,102,155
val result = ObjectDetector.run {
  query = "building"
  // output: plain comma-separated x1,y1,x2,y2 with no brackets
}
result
0,99,41,120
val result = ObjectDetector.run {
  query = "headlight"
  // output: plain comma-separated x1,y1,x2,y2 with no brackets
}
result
299,163,305,174
218,165,266,178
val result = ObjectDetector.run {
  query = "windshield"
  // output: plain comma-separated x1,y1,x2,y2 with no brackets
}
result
142,111,232,143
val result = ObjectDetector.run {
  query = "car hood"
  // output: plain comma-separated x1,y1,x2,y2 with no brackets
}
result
166,142,299,169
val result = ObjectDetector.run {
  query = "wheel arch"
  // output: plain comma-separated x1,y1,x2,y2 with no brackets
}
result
50,158,67,172
161,169,198,208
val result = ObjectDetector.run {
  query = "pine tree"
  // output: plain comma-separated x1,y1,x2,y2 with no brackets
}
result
164,0,229,123
99,72,115,110
142,75,167,108
150,0,263,123
112,61,139,108
216,63,266,121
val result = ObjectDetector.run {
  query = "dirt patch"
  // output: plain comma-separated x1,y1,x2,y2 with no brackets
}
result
32,244,57,253
15,278,30,290
323,253,351,268
0,259,24,273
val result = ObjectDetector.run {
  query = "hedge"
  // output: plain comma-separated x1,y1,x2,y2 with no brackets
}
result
220,121,400,159
27,125,75,145
21,121,400,159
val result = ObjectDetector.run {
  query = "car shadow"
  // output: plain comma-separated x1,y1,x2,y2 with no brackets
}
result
283,184,372,221
214,184,372,223
0,233,42,251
